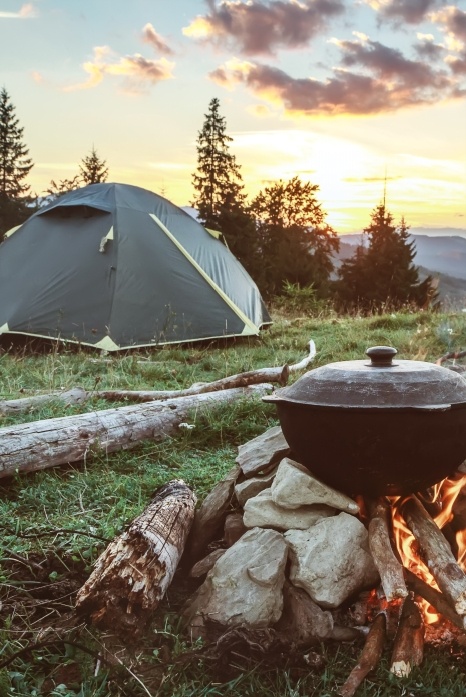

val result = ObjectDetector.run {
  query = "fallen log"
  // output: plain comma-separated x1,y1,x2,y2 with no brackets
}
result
0,387,88,416
337,612,386,697
367,498,408,602
75,479,196,638
404,567,466,631
0,384,271,478
0,340,316,414
390,596,424,677
89,364,289,403
401,495,466,626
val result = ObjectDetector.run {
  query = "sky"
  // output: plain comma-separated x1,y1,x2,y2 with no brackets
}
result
1,0,465,233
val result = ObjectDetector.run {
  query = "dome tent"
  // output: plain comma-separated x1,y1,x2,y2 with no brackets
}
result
0,183,271,351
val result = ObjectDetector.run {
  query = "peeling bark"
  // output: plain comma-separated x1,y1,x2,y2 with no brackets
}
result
75,480,196,638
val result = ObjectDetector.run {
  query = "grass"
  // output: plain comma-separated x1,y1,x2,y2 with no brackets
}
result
1,306,466,695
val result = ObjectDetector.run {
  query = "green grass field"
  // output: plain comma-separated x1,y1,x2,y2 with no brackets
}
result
2,306,466,696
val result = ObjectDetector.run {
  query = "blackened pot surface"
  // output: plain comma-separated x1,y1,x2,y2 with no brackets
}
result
275,402,466,497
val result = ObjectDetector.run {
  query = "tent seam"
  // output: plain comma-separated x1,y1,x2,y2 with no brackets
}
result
149,213,260,335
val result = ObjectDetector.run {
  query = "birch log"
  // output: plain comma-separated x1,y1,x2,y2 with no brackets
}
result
0,384,271,478
75,479,196,638
402,495,466,625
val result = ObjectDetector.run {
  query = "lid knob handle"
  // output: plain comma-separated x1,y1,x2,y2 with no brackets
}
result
366,346,398,367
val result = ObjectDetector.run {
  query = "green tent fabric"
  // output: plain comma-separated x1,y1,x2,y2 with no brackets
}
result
0,183,271,351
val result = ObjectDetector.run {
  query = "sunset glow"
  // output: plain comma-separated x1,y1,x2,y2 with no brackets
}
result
1,0,464,233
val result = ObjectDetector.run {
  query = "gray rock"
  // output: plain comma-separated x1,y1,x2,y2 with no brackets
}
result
285,513,379,609
234,467,277,507
243,488,335,531
183,527,288,637
236,425,290,477
187,465,240,562
271,458,359,514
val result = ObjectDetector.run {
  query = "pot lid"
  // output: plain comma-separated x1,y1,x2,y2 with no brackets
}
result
266,346,466,409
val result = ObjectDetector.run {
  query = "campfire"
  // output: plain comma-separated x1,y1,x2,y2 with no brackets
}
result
175,426,466,695
69,346,466,694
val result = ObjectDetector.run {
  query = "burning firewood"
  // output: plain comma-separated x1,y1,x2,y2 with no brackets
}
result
75,479,196,639
367,498,408,602
401,495,466,628
404,567,466,631
390,596,424,677
337,612,386,697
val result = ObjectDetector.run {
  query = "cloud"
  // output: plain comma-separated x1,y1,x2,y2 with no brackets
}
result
364,0,440,25
183,0,345,56
141,22,175,55
64,46,175,93
432,5,466,44
414,34,445,61
430,6,466,75
0,2,37,19
338,37,447,88
210,40,461,116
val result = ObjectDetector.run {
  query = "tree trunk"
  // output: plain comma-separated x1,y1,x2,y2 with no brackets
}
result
0,384,271,478
75,480,196,638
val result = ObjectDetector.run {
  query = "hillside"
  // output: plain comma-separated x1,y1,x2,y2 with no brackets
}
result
334,233,466,308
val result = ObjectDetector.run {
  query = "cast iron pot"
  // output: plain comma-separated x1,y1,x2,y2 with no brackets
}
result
263,346,466,497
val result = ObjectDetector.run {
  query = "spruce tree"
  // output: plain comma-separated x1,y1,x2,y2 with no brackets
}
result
191,98,262,280
0,87,34,237
79,146,108,185
191,98,245,230
336,203,434,311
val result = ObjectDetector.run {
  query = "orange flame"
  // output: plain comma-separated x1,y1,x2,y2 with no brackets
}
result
390,474,466,624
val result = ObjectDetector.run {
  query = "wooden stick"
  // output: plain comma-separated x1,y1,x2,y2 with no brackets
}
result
91,365,289,402
368,498,408,602
337,613,386,697
75,479,196,638
401,496,466,624
404,567,466,631
0,384,271,478
0,340,317,414
390,596,424,677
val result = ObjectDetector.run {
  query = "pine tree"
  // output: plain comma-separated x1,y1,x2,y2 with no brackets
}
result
191,98,245,230
251,176,339,297
0,87,34,237
336,203,435,311
79,146,108,185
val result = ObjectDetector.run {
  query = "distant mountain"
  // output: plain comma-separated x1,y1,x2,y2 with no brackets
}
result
334,232,466,308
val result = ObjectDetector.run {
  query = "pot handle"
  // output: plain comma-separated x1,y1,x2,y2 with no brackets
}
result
366,346,397,367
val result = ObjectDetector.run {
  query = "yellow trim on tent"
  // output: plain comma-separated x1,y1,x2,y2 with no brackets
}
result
94,336,120,351
4,225,21,238
0,327,259,350
0,322,9,333
149,214,260,335
205,228,222,240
